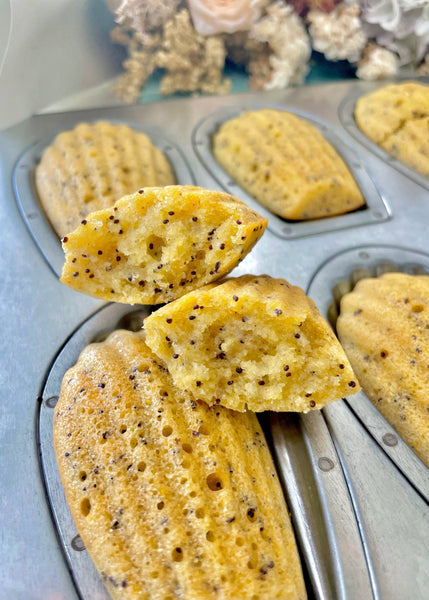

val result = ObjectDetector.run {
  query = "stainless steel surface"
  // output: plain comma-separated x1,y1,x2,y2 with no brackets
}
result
1,80,428,599
271,411,373,600
323,400,429,599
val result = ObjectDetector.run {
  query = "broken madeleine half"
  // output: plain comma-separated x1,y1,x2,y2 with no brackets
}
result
143,274,360,412
60,186,267,304
53,329,307,600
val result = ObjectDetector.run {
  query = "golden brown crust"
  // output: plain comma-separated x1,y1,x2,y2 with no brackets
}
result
212,109,365,220
337,272,429,466
354,82,429,177
60,186,267,305
35,121,176,237
143,274,360,412
53,329,307,600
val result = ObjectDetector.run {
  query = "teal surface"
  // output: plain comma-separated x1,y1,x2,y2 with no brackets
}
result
139,51,357,103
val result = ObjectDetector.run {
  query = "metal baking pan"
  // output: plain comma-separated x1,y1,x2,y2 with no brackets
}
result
1,79,429,600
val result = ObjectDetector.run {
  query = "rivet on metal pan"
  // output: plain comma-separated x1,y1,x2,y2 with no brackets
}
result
382,433,398,447
282,226,293,235
71,534,86,552
318,456,335,471
358,250,370,260
45,396,59,408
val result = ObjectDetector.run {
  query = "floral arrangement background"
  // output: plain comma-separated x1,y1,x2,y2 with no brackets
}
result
107,0,429,102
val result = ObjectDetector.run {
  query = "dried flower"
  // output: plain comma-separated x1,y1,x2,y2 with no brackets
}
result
356,42,399,79
307,3,367,63
287,0,341,19
360,0,429,66
249,2,311,90
417,52,429,74
187,0,269,35
156,9,230,95
112,0,182,34
113,31,159,102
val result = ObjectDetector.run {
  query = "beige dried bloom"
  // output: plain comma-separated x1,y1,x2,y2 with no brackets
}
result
356,43,399,80
225,30,267,66
308,3,367,63
250,2,311,90
224,30,271,90
188,0,269,35
156,9,230,95
247,52,274,90
113,44,157,103
417,53,429,75
111,7,230,102
113,0,182,34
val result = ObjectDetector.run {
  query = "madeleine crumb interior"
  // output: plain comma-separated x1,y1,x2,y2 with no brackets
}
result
60,186,267,305
144,274,360,412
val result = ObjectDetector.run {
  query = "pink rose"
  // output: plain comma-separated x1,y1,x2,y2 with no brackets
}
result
187,0,268,35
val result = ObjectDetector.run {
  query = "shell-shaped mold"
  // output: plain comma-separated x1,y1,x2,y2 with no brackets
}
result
307,244,429,502
14,120,195,276
35,121,177,238
193,104,390,240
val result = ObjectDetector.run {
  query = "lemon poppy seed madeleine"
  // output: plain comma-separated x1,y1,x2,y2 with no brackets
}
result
35,121,176,237
143,275,360,412
60,186,267,305
337,272,429,466
354,82,429,178
53,330,307,600
354,82,429,146
212,109,365,220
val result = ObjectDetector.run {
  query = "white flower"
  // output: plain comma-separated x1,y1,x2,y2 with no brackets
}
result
250,3,311,89
308,3,367,63
187,0,269,35
361,0,429,65
356,43,399,79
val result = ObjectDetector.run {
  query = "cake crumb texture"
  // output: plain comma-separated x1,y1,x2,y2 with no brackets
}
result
337,272,429,466
35,120,176,237
144,274,359,412
212,108,365,220
53,329,307,600
60,186,267,305
354,82,429,178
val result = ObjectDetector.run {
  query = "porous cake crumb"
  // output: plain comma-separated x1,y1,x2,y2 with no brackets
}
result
60,186,267,305
144,274,359,412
